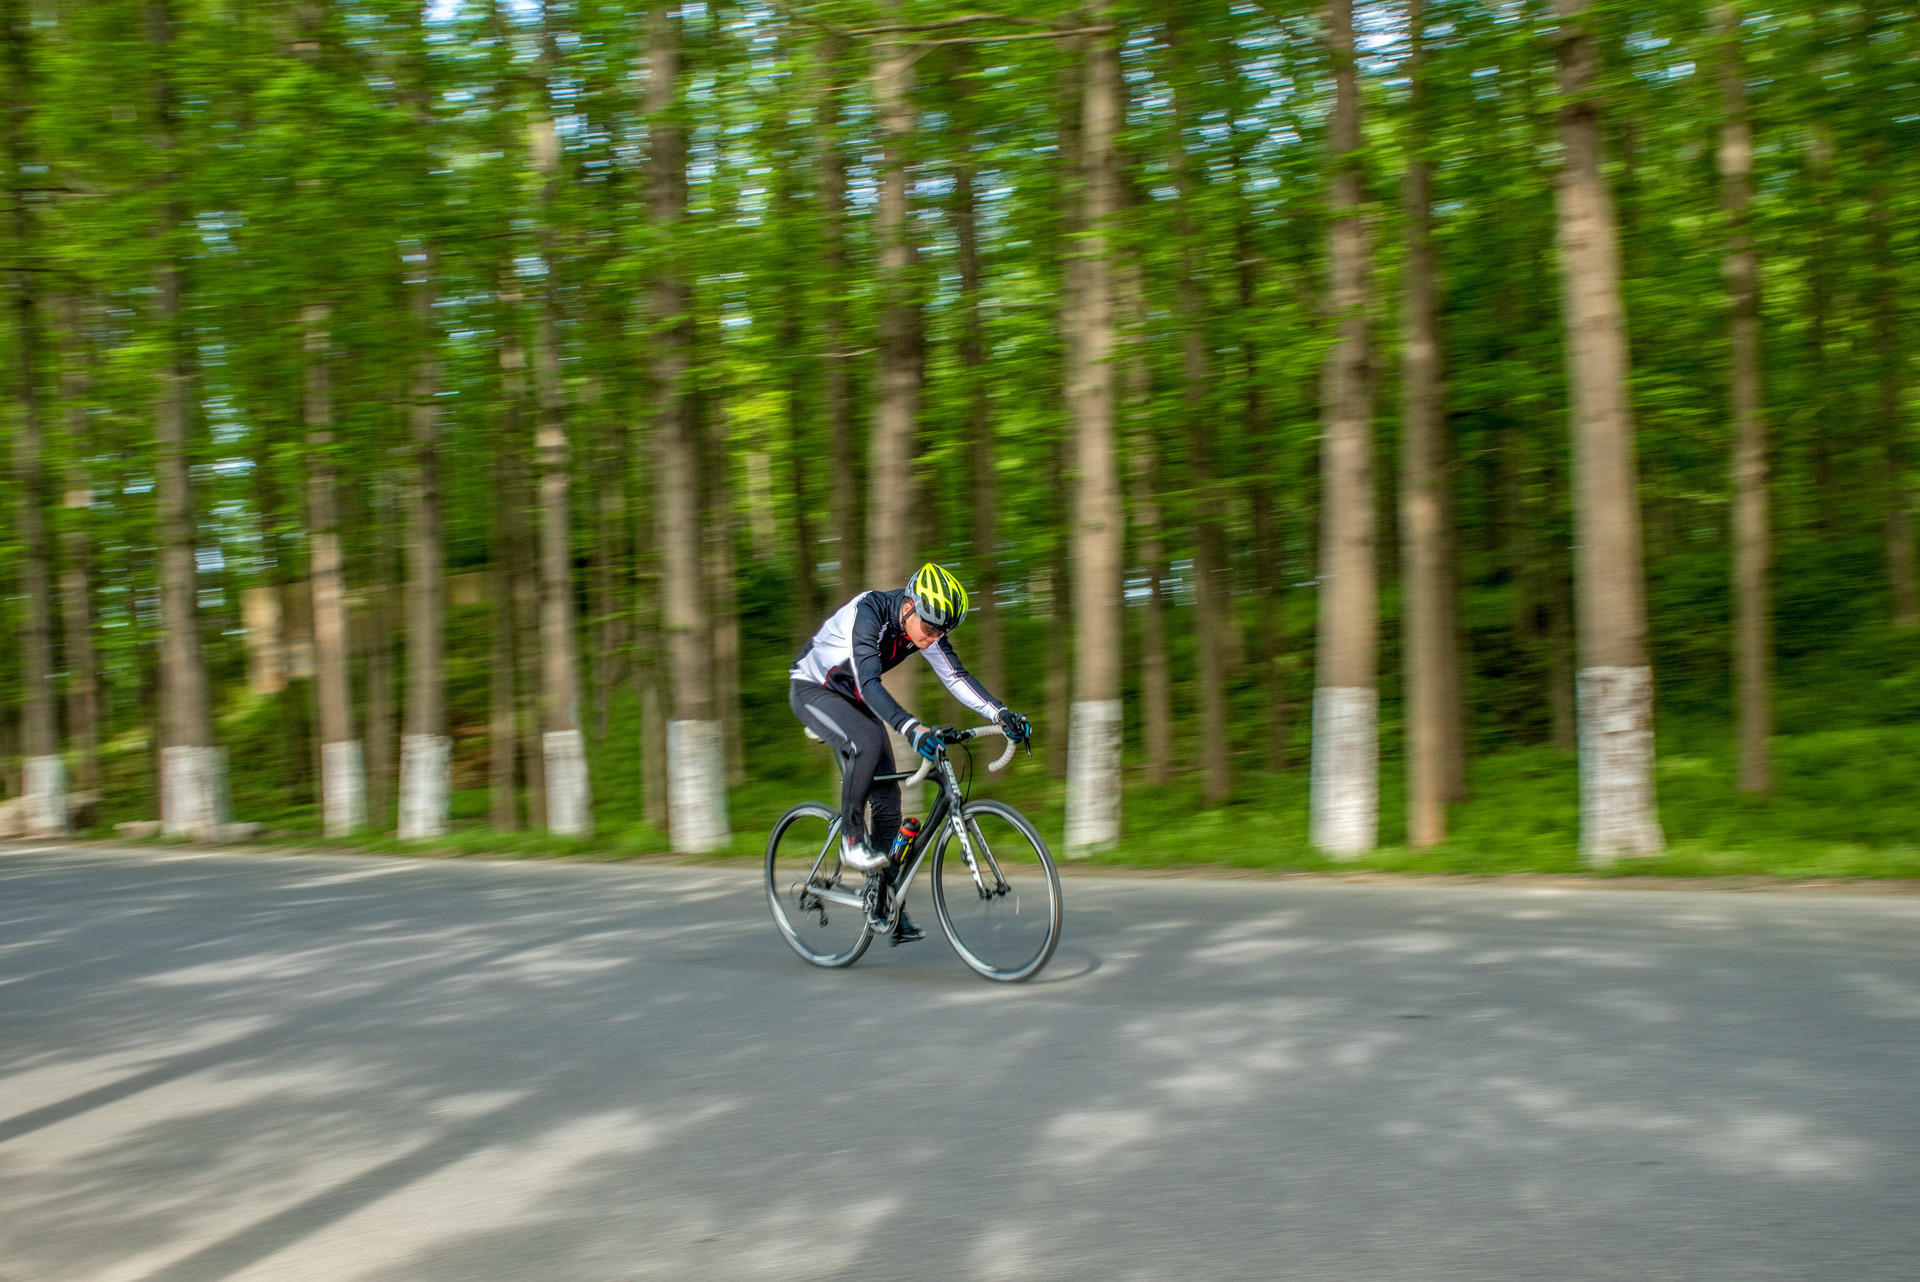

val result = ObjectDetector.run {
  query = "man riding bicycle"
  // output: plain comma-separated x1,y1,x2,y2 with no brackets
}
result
789,562,1033,945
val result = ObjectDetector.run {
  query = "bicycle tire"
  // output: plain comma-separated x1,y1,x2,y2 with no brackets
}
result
931,799,1062,982
765,801,874,968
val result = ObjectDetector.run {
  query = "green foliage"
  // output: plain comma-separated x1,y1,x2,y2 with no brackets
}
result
1,0,1917,881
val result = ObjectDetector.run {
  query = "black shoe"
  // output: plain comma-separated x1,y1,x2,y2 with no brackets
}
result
890,909,927,947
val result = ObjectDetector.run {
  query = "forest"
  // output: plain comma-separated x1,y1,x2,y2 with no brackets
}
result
0,0,1916,872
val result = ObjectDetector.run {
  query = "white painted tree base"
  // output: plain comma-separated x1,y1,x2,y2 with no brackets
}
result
321,740,366,838
162,745,231,840
1310,686,1378,857
397,734,451,840
668,719,729,853
1064,699,1123,856
544,729,593,836
23,755,69,838
1576,665,1665,863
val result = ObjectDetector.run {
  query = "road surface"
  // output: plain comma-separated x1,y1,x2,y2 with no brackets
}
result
2,844,1917,1280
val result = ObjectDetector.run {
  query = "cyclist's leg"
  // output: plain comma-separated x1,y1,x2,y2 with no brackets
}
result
867,749,902,855
790,681,887,851
846,710,897,853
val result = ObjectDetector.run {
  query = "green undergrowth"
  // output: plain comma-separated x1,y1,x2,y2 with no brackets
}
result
86,722,1920,881
75,562,1920,879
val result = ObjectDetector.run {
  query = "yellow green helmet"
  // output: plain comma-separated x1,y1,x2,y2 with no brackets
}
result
907,562,969,632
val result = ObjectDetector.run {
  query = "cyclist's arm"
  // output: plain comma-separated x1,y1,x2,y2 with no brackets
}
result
921,637,1004,723
849,595,921,735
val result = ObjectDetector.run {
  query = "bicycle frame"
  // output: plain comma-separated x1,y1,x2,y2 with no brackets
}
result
796,745,1009,931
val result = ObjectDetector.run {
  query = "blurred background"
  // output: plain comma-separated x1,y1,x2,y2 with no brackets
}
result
0,0,1915,871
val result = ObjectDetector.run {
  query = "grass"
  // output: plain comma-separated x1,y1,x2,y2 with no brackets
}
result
66,560,1920,882
79,721,1920,882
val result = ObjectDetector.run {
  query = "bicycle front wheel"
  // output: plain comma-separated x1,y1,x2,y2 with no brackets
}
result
931,800,1062,982
766,802,874,968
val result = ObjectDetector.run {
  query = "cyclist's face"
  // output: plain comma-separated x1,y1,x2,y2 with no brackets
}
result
902,603,946,650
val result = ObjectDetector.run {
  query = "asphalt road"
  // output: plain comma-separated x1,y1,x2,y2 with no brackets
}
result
2,844,1917,1282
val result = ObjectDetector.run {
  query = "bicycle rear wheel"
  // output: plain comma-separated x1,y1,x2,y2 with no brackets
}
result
931,800,1062,982
766,802,874,968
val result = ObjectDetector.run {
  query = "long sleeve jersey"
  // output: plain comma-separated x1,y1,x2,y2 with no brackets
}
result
788,587,1005,735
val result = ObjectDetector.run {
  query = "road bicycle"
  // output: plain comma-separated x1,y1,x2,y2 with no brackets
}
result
765,724,1062,982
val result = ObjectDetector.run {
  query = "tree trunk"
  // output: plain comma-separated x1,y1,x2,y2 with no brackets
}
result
1719,3,1770,793
489,463,519,831
149,0,225,839
706,388,745,790
865,12,918,590
4,0,63,835
648,2,725,852
397,2,448,840
776,218,820,635
816,33,859,601
591,390,623,746
1554,0,1663,861
489,289,525,831
361,476,398,832
867,7,924,805
1233,139,1287,776
1064,26,1123,855
1399,0,1459,846
304,304,363,836
531,21,590,836
513,441,546,829
1866,140,1916,626
763,76,819,636
496,306,545,831
1118,251,1171,787
1805,128,1837,541
1167,23,1230,803
782,344,820,636
1311,0,1378,856
949,47,1002,696
55,295,100,798
632,419,667,834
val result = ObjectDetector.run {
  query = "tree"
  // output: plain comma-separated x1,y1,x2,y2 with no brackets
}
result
283,4,364,838
4,0,63,835
5,0,1910,870
397,0,449,840
55,294,99,801
1400,0,1463,846
304,303,364,836
865,5,923,801
1553,0,1663,861
1063,18,1122,854
765,44,821,635
815,31,860,603
148,0,225,839
947,45,1003,695
649,0,726,852
532,1,590,835
1118,243,1171,786
489,306,524,831
1230,97,1289,778
1310,0,1378,856
1719,1,1770,794
1167,15,1230,804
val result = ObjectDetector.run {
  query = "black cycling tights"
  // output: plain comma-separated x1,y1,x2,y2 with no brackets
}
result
789,680,902,855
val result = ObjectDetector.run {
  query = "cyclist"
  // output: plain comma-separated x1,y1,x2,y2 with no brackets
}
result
789,562,1033,945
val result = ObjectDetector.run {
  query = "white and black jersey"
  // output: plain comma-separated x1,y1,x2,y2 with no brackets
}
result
789,587,1003,735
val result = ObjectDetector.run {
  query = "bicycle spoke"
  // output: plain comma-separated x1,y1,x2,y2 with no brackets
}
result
932,800,1061,982
766,803,873,968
